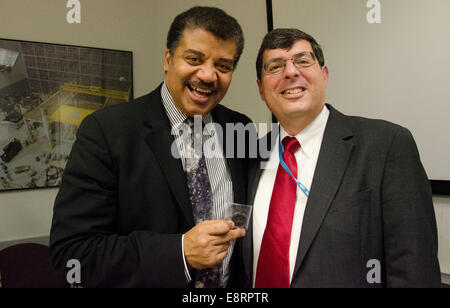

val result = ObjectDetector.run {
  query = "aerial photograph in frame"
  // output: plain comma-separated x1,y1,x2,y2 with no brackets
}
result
0,38,133,191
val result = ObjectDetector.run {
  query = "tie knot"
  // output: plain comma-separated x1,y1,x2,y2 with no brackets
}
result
186,116,206,130
282,136,300,153
186,117,195,128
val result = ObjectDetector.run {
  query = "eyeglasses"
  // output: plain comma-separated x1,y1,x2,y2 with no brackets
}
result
263,52,316,75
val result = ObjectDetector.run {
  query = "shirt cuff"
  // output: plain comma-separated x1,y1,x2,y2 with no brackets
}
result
181,234,192,283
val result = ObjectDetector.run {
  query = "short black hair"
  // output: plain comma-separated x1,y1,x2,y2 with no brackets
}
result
167,6,244,68
256,28,325,80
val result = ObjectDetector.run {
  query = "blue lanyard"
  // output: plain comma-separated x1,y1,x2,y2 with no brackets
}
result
278,133,310,198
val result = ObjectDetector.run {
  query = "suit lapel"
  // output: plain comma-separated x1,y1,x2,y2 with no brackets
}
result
142,87,194,226
292,105,354,279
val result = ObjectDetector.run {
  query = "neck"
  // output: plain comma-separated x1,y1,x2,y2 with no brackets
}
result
278,105,324,136
279,115,314,137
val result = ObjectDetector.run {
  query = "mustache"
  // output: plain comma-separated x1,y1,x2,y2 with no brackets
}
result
185,80,218,92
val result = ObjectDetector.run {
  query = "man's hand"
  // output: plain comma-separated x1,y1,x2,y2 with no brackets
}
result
184,220,246,269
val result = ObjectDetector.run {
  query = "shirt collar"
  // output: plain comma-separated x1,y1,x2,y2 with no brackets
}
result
280,105,330,157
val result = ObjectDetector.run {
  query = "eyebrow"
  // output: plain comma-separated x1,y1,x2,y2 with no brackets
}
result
184,49,234,65
267,51,310,62
184,49,204,58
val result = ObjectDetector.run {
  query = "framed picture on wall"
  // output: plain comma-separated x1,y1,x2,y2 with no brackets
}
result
0,38,133,192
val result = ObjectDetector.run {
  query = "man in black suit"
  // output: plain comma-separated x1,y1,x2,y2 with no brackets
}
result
50,7,249,288
244,28,441,287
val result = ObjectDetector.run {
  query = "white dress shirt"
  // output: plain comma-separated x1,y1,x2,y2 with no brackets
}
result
253,105,330,286
160,83,234,286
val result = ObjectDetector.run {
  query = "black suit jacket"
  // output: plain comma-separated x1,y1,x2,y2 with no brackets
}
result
50,84,251,287
243,105,441,288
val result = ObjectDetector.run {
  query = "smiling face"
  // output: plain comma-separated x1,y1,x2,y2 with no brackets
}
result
257,39,329,134
164,27,237,116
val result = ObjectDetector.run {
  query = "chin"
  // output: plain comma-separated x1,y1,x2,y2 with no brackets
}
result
280,102,310,113
183,102,214,116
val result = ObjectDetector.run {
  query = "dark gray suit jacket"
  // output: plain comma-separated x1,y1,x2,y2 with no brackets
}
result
243,105,441,288
50,84,251,287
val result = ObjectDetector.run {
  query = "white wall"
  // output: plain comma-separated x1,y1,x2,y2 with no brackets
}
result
0,0,270,243
434,197,450,274
0,188,57,243
272,0,450,274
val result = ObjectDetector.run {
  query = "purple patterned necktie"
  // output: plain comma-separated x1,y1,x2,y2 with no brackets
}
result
185,117,223,288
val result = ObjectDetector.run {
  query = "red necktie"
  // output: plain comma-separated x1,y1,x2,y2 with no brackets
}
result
255,136,300,288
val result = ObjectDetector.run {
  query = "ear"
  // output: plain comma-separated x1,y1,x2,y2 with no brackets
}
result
321,65,329,84
164,49,171,73
257,79,265,101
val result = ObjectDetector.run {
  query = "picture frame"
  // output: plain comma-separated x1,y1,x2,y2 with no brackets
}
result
0,38,133,192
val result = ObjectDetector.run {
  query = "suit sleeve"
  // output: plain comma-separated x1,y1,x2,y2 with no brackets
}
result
381,127,441,287
49,114,187,287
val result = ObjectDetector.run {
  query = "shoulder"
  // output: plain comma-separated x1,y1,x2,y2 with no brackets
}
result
330,105,413,142
81,88,160,131
328,105,418,157
91,92,156,121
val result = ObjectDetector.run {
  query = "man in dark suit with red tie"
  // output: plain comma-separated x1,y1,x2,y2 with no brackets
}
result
50,7,249,287
243,28,441,287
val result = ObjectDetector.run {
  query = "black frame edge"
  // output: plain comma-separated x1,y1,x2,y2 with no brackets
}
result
266,0,278,124
266,0,273,32
431,180,450,196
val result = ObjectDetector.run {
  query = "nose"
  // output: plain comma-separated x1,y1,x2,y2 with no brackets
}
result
197,63,218,84
283,60,300,79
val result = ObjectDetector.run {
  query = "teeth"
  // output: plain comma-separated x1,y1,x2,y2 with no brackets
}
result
283,87,305,94
191,86,212,94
